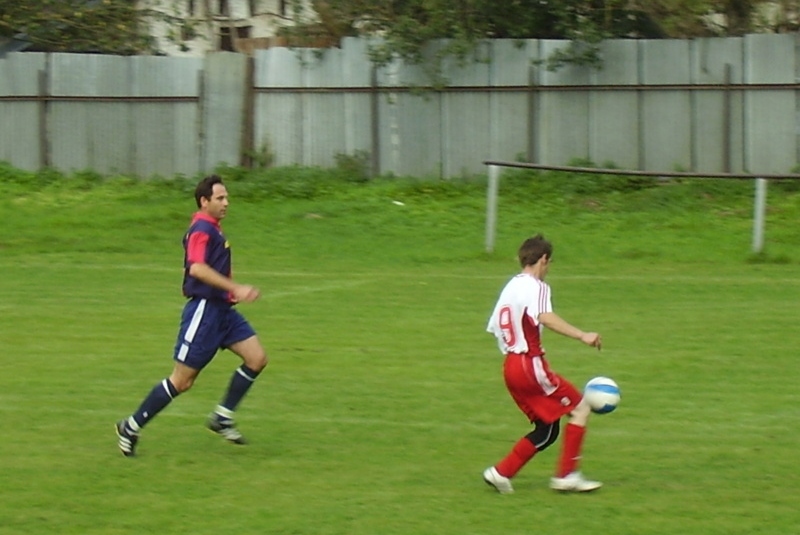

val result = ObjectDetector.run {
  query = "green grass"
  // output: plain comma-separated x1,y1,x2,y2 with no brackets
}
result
1,166,799,534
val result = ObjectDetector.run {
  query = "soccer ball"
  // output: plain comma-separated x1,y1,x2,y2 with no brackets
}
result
584,376,621,414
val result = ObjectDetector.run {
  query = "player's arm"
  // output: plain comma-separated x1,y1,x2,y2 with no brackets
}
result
188,262,260,303
538,312,601,349
185,231,259,303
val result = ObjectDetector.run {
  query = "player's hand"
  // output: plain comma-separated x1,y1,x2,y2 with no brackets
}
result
581,332,602,350
232,284,260,303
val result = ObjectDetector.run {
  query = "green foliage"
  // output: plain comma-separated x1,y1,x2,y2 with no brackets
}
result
4,161,796,216
4,161,800,264
281,1,777,80
0,161,66,188
213,164,351,200
501,159,660,200
243,142,275,169
0,0,203,55
746,250,793,264
774,179,800,193
333,150,371,183
0,0,159,54
536,41,605,72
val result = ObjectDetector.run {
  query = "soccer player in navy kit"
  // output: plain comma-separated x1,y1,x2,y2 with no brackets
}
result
116,175,268,457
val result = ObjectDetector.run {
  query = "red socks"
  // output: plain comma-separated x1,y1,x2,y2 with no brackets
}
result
557,423,586,477
495,423,588,479
496,437,538,478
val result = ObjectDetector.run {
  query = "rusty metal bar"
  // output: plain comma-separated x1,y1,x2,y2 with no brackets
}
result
2,81,791,101
481,160,800,180
0,95,199,102
370,65,380,178
248,82,800,94
240,55,256,168
723,64,732,173
38,69,50,168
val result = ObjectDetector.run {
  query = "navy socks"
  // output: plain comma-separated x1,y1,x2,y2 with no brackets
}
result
128,378,180,432
218,365,260,414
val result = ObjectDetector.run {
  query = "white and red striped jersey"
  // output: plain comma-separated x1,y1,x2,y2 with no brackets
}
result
487,273,553,355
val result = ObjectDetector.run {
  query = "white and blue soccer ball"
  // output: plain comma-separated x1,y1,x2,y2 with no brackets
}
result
584,376,621,414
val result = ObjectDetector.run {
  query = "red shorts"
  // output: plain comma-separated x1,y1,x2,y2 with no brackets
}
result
503,353,581,424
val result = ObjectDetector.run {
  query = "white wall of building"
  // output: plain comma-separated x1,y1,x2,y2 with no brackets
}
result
140,0,314,57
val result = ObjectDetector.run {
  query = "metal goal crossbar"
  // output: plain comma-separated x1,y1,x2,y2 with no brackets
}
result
483,160,800,254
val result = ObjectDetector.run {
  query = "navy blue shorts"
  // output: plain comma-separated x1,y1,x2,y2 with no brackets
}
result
173,298,257,370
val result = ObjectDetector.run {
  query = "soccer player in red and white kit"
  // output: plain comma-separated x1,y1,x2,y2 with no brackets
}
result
483,234,603,493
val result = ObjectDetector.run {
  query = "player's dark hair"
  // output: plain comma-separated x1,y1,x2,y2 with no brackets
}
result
518,234,553,267
195,175,224,207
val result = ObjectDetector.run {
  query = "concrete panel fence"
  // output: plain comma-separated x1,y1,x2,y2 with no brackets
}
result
1,34,799,178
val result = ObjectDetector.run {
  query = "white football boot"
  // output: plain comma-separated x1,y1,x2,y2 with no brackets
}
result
483,467,514,494
549,471,602,492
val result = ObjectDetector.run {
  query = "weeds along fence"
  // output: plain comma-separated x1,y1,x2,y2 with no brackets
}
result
2,34,800,178
483,161,800,254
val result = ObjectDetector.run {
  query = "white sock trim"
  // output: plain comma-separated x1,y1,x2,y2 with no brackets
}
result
236,366,257,382
215,405,235,419
161,379,175,399
126,416,141,433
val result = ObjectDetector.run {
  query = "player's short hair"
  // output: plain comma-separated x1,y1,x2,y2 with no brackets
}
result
195,175,224,207
518,234,553,267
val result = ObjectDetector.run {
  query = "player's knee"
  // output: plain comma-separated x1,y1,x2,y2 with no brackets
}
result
247,350,268,372
526,420,560,451
170,375,195,393
570,398,592,424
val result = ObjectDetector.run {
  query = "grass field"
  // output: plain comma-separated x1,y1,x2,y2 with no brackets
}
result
1,166,799,534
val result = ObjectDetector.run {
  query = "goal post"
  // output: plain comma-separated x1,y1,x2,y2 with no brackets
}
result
483,161,800,255
752,177,767,254
485,164,501,255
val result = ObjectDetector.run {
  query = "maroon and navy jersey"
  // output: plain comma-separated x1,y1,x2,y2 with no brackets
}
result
182,212,232,303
